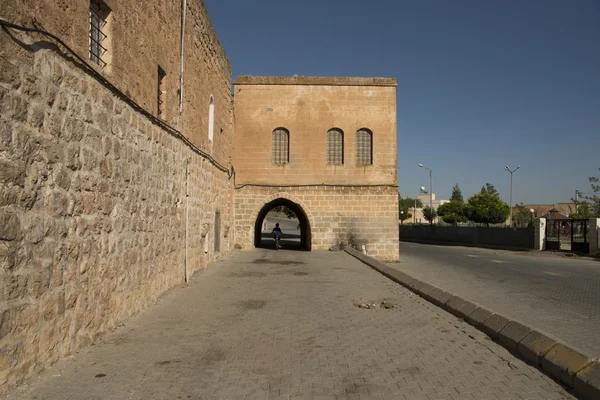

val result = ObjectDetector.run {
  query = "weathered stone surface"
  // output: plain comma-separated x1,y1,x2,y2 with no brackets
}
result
497,321,531,353
454,299,478,320
517,331,558,366
480,313,510,340
574,361,600,400
0,212,22,241
541,343,591,387
465,307,493,327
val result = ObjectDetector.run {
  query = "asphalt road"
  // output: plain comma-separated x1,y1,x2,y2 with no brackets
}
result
390,242,600,358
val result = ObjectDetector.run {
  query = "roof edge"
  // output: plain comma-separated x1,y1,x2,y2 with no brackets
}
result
233,76,397,87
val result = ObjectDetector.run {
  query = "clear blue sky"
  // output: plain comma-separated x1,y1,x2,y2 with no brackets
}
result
205,0,600,205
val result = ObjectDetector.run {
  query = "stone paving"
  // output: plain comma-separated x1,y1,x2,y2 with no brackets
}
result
391,242,600,358
3,250,575,400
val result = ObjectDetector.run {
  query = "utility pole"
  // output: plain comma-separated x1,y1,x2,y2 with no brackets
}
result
505,165,520,227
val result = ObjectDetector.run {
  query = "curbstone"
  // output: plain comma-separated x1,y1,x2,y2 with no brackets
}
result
574,361,600,400
497,321,531,353
517,331,558,366
345,247,600,398
541,343,591,388
454,300,477,320
480,313,510,340
427,289,453,308
444,296,465,314
465,307,493,328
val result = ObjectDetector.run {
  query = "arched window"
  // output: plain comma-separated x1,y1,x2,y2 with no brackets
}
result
327,128,344,165
272,128,289,164
356,128,373,165
208,95,214,142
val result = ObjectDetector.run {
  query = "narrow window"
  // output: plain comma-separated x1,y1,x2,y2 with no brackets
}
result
89,0,110,67
356,128,373,165
272,128,289,164
208,95,215,142
327,128,344,165
157,66,166,118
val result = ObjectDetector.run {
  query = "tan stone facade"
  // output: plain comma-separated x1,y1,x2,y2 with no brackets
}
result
0,1,399,394
233,77,399,260
0,0,234,391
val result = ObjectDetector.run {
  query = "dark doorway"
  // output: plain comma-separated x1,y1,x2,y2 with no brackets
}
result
254,198,311,251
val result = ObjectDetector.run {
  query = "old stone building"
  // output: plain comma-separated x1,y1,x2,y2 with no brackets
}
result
0,0,397,392
233,76,399,259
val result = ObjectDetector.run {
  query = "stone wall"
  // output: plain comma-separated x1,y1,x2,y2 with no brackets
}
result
234,187,400,261
0,0,232,152
232,77,399,260
0,13,234,393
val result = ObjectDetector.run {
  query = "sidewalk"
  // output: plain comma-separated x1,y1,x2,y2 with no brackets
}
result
3,250,574,399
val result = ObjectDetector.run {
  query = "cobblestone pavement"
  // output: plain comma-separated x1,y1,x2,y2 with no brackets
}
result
4,250,575,400
391,242,600,358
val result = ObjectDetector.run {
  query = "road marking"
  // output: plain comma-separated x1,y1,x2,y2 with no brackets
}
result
543,271,562,277
490,260,508,264
467,255,479,258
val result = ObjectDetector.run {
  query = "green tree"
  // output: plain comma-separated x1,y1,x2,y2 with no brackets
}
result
512,203,535,228
464,191,510,226
437,201,466,225
480,183,500,198
570,202,593,219
450,184,464,203
422,206,437,224
572,168,600,217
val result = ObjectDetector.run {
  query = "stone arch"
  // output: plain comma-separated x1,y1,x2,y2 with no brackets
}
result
251,192,314,251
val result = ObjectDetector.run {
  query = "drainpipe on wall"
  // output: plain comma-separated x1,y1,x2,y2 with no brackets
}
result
179,0,187,113
185,159,190,283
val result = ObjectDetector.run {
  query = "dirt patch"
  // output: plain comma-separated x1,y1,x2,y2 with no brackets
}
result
202,346,227,363
238,300,267,310
353,300,395,309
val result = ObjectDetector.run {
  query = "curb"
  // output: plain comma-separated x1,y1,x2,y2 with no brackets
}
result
345,246,600,400
399,237,532,252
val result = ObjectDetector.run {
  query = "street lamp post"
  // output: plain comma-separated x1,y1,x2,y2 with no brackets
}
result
418,164,433,224
530,208,535,227
400,210,404,225
504,165,520,227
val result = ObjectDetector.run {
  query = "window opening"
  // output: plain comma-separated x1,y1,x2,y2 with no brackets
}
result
208,95,215,142
356,128,373,165
327,128,344,165
89,0,109,67
157,66,166,118
272,128,289,164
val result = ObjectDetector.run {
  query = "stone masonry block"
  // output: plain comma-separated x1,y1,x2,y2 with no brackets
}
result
541,343,591,388
497,321,531,353
465,307,493,328
574,361,600,400
517,331,558,367
454,300,477,320
479,313,510,340
443,296,465,314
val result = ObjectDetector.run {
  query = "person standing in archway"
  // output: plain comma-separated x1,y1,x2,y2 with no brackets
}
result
272,223,283,249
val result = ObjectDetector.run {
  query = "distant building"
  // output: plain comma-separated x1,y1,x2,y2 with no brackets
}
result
409,193,449,223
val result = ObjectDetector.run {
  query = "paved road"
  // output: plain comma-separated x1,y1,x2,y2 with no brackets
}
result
3,250,573,399
390,242,600,358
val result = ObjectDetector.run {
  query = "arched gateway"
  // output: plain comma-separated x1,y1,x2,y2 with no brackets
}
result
253,196,312,251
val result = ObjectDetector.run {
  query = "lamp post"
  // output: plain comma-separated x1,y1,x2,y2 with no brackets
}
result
504,165,520,227
400,210,404,225
530,208,535,227
418,164,433,224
